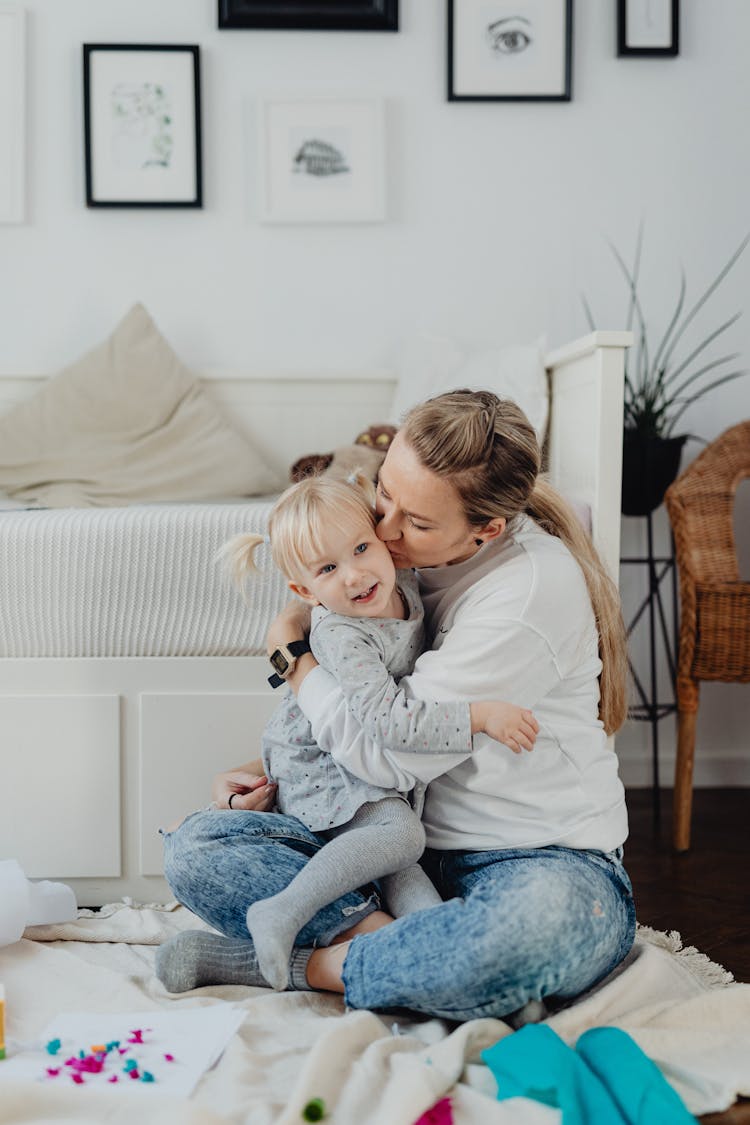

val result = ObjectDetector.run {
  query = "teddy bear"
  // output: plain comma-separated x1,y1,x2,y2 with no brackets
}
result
289,424,398,484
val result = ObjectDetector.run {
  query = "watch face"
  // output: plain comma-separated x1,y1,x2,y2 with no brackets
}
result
270,650,290,676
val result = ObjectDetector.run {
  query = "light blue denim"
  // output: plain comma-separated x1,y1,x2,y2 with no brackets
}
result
162,808,636,1021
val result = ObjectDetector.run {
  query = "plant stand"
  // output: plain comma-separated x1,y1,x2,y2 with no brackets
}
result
620,511,679,823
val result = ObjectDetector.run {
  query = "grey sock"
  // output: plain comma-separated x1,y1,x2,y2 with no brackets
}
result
246,797,426,990
154,929,313,994
381,863,443,918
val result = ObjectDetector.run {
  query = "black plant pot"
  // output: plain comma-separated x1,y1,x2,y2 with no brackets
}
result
621,432,687,517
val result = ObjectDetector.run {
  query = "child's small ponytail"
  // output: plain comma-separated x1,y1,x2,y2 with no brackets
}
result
217,532,267,597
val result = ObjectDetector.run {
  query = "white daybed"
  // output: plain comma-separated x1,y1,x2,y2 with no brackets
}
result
0,331,629,906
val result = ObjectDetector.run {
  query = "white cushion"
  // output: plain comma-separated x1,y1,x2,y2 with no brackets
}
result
390,334,549,441
0,304,281,507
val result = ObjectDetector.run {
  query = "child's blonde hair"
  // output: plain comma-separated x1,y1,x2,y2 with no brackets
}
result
221,471,377,593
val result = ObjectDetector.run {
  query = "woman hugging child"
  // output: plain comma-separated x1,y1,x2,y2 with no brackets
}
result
220,471,538,991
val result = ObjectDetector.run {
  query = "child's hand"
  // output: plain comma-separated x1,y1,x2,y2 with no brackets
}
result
470,702,539,754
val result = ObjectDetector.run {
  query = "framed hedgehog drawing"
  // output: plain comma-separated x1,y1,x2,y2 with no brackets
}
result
448,0,573,102
258,98,385,224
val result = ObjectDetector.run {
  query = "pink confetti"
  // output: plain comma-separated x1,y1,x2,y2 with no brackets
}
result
413,1097,453,1125
164,1053,175,1062
71,1073,84,1085
46,1068,60,1077
108,1075,119,1083
127,1029,145,1044
128,1068,140,1080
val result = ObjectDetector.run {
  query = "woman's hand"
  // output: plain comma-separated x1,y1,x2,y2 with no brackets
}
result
470,702,539,754
266,600,313,655
212,767,277,811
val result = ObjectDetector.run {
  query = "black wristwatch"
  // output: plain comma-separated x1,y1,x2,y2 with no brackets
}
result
268,639,312,688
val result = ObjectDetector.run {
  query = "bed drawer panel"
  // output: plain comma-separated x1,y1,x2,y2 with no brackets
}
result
0,694,121,877
139,691,277,875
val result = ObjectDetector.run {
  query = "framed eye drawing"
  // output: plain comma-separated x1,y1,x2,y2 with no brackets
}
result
447,0,573,102
617,0,679,57
219,1,398,31
258,97,385,224
83,44,202,208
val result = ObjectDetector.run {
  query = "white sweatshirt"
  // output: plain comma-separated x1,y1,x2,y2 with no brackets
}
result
297,516,628,852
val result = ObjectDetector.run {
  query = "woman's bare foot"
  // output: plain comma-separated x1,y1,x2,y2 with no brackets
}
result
308,910,394,992
306,942,349,992
332,909,394,944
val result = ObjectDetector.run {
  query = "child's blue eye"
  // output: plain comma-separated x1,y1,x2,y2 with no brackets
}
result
320,563,335,574
354,543,368,555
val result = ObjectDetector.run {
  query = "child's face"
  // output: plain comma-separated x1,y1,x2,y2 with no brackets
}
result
290,515,398,618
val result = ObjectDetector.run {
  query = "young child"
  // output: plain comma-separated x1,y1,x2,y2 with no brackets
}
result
221,472,538,991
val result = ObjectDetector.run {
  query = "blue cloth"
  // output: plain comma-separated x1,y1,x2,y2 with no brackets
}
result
577,1027,698,1124
163,810,635,1021
482,1025,697,1125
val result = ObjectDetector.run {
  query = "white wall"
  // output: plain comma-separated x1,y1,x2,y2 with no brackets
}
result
1,0,749,784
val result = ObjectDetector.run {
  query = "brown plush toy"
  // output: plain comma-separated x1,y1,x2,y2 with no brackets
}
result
290,424,397,484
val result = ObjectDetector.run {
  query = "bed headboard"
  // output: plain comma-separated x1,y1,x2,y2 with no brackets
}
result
0,330,630,580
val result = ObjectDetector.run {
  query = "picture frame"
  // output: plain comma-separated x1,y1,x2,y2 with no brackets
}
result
617,0,679,56
448,0,573,102
219,1,398,32
258,97,385,224
83,44,202,208
0,5,25,224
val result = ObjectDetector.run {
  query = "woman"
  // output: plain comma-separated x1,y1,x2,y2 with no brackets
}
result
158,391,635,1022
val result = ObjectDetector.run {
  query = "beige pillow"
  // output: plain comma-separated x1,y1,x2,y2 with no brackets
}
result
0,304,280,506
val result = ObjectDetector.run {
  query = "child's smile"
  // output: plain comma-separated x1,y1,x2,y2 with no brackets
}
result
290,517,405,620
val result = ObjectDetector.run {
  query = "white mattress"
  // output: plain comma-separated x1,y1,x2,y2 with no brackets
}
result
0,501,290,657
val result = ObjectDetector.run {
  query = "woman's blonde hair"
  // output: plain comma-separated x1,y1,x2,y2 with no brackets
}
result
401,391,628,734
220,471,377,594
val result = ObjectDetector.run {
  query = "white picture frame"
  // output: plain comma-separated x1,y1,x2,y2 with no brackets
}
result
0,5,26,224
258,97,385,224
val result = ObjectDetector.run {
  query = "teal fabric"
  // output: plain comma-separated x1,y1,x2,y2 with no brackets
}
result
577,1027,697,1125
482,1025,697,1125
483,1025,625,1125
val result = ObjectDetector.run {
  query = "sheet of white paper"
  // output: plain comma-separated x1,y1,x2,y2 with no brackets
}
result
0,1007,246,1098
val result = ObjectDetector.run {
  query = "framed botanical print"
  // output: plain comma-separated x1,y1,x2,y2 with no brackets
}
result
83,44,202,208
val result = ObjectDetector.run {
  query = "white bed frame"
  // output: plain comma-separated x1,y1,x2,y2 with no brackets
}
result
0,331,629,906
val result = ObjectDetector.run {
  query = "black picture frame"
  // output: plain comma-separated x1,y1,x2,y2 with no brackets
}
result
83,44,202,208
218,0,398,31
617,0,679,57
448,0,573,102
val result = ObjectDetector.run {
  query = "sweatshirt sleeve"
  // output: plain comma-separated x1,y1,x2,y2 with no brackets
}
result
296,666,467,791
310,616,473,755
299,597,564,789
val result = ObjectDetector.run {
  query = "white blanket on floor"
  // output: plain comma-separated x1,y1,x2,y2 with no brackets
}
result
0,902,747,1124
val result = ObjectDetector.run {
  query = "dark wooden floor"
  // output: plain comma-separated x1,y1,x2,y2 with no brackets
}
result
625,788,750,1125
625,787,750,983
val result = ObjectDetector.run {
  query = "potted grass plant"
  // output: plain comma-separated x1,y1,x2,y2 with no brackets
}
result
583,228,749,516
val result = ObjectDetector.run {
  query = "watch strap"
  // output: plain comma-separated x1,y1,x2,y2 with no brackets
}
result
267,639,312,689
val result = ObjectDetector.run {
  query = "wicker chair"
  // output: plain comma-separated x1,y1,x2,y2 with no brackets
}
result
664,420,750,851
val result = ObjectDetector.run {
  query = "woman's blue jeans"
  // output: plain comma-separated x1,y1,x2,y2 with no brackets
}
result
162,808,636,1022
